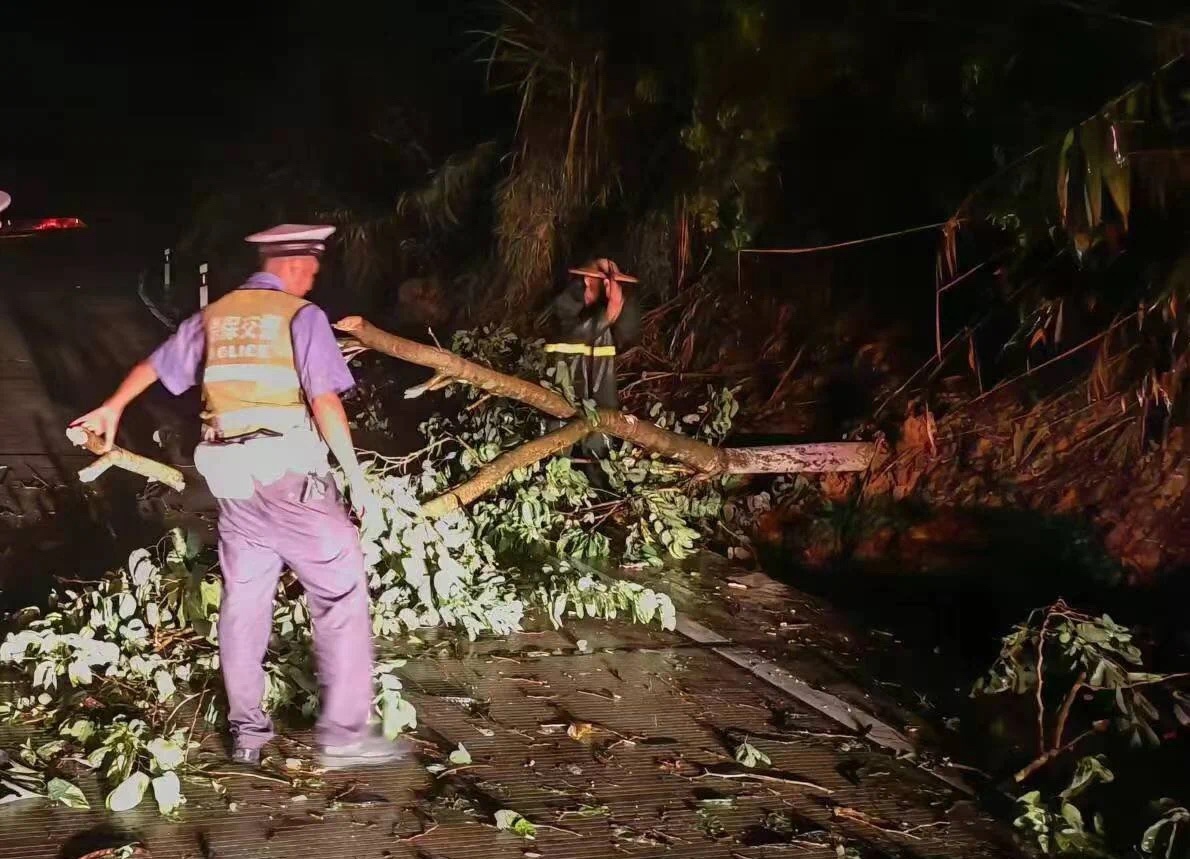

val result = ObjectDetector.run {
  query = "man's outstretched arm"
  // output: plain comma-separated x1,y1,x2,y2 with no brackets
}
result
70,361,161,452
69,313,205,453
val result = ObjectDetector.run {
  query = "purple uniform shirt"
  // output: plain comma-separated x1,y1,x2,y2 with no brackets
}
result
149,272,355,399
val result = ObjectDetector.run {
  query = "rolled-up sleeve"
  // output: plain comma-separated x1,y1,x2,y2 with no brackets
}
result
148,313,206,395
291,304,356,398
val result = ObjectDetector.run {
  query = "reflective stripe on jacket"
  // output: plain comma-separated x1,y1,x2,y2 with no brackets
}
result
543,343,617,356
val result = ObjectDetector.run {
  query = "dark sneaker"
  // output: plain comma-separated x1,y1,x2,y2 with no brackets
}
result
230,746,262,766
318,735,412,770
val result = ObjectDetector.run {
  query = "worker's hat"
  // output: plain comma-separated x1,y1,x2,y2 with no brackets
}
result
0,191,10,215
567,266,638,283
245,224,335,259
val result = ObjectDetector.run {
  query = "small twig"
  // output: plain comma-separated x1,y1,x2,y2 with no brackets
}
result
436,764,492,778
1053,674,1086,750
1035,607,1057,756
686,768,832,793
832,805,924,840
590,501,626,531
204,770,292,785
761,345,806,411
967,313,1138,407
397,823,440,843
186,688,211,747
164,688,208,731
1014,721,1109,783
536,823,581,837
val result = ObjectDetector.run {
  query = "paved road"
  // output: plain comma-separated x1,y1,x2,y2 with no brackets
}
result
0,566,1023,859
0,235,210,600
0,235,195,482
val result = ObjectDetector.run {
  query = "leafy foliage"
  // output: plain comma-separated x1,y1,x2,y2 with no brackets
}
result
1014,757,1114,857
406,324,745,566
0,533,228,814
0,490,677,816
734,740,771,769
978,603,1190,857
1141,801,1190,859
973,600,1177,750
1,320,723,815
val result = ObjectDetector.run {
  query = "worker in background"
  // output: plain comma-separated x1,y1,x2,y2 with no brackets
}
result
69,224,406,770
543,257,641,483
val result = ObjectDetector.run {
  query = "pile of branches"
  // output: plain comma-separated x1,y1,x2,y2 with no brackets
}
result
395,324,748,565
0,323,791,816
0,401,684,816
973,600,1190,858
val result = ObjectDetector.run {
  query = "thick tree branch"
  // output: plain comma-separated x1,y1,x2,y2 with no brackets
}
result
422,421,590,517
335,316,876,516
65,427,186,493
335,317,574,419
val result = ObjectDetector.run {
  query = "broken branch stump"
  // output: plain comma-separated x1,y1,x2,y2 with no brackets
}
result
334,316,876,517
65,426,186,493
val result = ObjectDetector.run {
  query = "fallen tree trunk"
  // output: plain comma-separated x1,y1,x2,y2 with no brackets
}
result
65,427,186,493
420,417,878,517
334,316,876,516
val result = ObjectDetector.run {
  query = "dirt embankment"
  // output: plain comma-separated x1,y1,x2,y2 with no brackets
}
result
756,381,1190,586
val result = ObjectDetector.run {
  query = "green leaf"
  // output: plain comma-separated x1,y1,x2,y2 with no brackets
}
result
735,741,771,769
658,595,677,631
151,771,184,815
494,808,537,839
61,719,96,744
381,693,418,739
1081,117,1106,229
106,771,150,812
1057,128,1075,224
199,578,222,615
147,738,185,772
1061,755,1114,800
67,661,92,687
128,547,158,587
47,778,90,810
154,670,176,702
1061,802,1084,831
449,744,472,766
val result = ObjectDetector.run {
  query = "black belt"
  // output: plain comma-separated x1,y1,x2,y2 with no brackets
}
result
209,428,284,446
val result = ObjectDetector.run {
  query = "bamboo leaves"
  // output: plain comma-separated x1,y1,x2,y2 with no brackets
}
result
1055,112,1132,256
1057,129,1075,225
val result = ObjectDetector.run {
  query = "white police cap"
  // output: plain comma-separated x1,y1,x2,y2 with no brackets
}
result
245,223,335,258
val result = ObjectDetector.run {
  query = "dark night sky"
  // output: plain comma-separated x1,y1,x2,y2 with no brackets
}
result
3,3,491,253
7,8,271,218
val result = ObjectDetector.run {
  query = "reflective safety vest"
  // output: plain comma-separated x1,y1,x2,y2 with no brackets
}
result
200,288,311,438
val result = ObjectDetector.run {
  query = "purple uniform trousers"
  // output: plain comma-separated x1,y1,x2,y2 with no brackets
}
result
215,470,375,750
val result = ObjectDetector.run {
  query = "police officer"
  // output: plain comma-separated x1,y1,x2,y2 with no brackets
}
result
70,224,405,769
